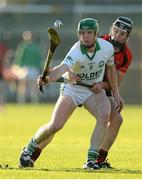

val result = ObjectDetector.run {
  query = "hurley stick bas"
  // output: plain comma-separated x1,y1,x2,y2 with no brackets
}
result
39,27,60,93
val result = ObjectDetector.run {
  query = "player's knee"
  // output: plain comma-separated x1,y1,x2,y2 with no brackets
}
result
117,114,123,126
99,112,110,126
115,113,123,127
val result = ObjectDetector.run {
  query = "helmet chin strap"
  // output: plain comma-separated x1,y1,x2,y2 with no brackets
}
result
109,38,124,49
81,41,96,49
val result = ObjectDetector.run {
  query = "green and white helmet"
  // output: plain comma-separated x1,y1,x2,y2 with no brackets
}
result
77,18,99,32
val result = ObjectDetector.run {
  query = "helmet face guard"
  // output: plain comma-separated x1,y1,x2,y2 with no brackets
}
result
110,16,134,48
113,16,134,33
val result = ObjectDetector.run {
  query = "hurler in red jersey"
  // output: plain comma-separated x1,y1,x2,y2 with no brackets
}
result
84,16,134,170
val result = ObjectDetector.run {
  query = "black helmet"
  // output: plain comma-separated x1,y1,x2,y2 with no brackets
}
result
113,16,134,33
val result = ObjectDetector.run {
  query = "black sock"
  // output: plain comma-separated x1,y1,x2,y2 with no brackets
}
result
31,147,42,161
96,149,108,163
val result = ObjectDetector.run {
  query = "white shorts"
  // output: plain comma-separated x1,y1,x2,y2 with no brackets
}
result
60,83,105,107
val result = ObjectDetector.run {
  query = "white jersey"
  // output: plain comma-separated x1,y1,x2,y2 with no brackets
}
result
62,38,114,85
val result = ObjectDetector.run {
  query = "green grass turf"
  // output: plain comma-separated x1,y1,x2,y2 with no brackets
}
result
0,104,142,179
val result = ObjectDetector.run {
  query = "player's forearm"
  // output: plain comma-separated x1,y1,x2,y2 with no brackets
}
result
102,81,110,90
48,64,69,82
106,65,119,94
102,70,124,90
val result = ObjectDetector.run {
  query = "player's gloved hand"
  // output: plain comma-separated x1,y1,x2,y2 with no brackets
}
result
37,67,53,86
37,75,50,86
91,82,103,93
113,92,124,112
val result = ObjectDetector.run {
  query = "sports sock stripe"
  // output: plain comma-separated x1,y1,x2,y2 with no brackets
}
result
24,137,38,155
87,147,99,163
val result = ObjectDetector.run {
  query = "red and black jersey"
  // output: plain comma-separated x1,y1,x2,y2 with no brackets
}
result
101,34,132,73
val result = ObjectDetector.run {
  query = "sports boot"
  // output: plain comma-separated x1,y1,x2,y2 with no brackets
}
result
83,161,99,170
19,148,34,168
97,160,112,169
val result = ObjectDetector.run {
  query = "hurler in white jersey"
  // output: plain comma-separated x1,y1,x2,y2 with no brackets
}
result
61,38,114,106
19,18,124,169
63,38,114,84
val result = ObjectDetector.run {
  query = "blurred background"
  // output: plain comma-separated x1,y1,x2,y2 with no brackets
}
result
0,0,142,106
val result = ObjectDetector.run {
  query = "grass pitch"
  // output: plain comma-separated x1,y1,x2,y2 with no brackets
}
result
0,104,142,179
